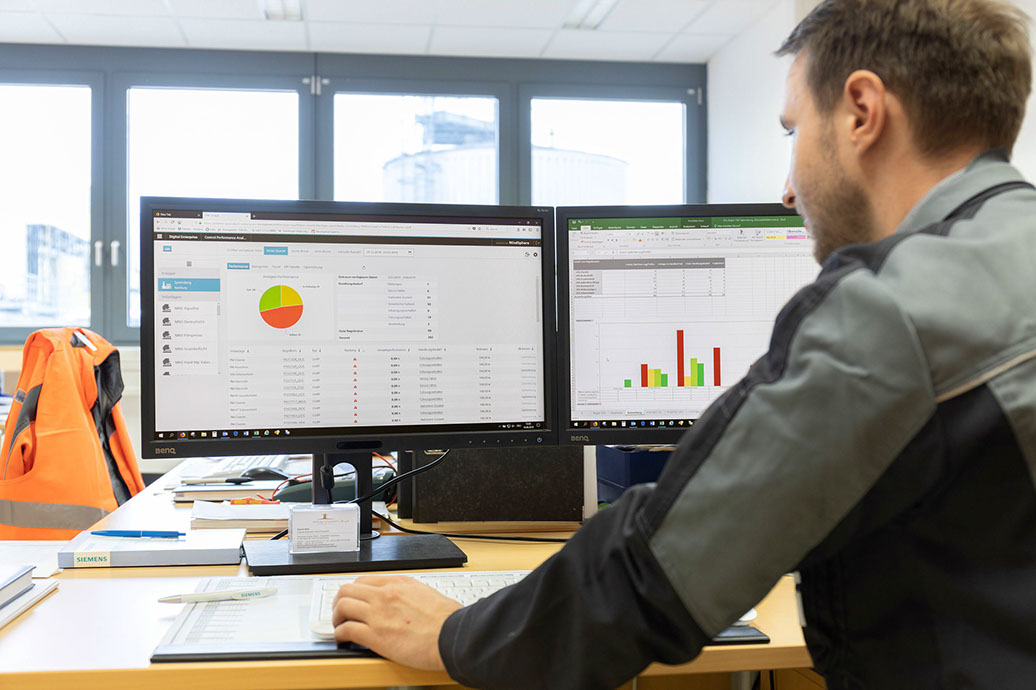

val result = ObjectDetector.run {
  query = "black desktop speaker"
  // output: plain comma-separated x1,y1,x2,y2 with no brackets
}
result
399,446,583,523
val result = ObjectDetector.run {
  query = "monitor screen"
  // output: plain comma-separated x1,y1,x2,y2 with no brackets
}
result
140,197,556,459
557,204,817,445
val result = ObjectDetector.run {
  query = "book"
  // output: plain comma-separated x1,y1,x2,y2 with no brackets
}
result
191,501,290,533
0,579,58,631
0,564,34,608
189,501,386,533
57,529,246,568
172,481,282,503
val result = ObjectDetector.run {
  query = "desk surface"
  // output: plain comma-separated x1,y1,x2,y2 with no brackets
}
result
0,465,812,689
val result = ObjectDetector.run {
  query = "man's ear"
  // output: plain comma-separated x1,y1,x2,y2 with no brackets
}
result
842,69,887,154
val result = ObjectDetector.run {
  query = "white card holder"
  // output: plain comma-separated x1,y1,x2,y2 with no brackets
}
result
288,503,360,554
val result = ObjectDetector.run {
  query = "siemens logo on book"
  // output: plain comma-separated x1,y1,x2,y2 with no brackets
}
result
154,447,177,455
570,435,590,443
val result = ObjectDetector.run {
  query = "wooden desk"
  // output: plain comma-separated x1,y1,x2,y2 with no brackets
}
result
0,469,813,689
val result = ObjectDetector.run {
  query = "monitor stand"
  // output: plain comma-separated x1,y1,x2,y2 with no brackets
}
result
243,451,467,576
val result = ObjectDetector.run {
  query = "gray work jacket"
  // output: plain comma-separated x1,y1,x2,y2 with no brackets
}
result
440,150,1036,689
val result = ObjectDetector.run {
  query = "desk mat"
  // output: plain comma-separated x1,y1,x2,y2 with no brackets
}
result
151,576,369,663
151,576,769,663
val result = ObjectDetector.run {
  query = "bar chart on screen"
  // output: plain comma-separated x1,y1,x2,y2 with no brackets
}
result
589,320,773,419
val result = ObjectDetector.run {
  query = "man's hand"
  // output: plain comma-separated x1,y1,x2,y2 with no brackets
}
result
332,575,463,670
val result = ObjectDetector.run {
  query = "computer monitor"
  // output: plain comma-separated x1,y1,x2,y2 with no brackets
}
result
556,204,816,446
140,196,556,572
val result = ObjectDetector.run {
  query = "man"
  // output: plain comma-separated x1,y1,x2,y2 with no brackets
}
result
332,1,1036,687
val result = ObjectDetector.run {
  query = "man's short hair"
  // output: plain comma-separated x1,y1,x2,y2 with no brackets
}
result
777,0,1032,156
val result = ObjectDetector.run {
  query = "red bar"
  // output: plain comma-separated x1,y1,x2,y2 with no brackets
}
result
641,363,648,387
713,347,722,386
677,330,685,387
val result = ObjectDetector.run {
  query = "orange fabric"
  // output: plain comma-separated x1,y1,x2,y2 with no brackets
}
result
0,328,144,540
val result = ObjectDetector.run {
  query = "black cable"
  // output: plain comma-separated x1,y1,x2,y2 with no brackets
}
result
334,449,452,506
272,453,450,540
372,509,570,544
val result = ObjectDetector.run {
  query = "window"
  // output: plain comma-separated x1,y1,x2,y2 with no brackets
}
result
334,94,499,205
0,45,704,344
530,98,686,207
126,87,300,327
0,84,92,327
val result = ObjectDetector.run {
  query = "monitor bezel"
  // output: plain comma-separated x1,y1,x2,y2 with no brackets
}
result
140,195,558,459
555,202,804,446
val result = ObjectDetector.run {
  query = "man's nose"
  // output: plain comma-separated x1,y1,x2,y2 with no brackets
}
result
781,178,796,209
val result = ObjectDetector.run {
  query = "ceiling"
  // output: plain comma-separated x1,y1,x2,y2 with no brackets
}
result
0,0,783,63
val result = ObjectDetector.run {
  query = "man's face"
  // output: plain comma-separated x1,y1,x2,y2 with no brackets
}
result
780,54,876,264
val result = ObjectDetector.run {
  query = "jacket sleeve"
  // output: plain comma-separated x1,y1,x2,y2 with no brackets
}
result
439,264,938,690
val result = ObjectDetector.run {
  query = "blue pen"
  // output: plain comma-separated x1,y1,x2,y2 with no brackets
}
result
91,530,186,538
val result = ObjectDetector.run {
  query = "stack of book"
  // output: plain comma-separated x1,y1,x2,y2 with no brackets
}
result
0,565,59,630
190,501,290,533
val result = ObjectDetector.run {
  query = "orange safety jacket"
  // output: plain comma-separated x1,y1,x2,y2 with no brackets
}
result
0,328,145,539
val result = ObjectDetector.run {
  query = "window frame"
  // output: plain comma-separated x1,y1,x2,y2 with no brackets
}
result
318,77,511,205
520,82,702,206
0,69,105,347
110,71,315,342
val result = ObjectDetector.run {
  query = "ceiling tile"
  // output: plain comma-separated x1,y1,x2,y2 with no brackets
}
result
437,0,579,28
305,0,438,24
0,11,63,42
654,32,731,62
35,0,168,16
167,0,260,20
542,28,669,61
179,18,307,51
429,26,553,58
308,22,431,55
47,13,186,47
599,0,709,32
685,0,772,35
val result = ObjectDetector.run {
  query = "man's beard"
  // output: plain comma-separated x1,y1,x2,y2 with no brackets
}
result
801,146,877,264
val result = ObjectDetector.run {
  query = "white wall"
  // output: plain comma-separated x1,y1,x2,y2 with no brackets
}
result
708,0,1036,199
706,0,797,203
1012,0,1036,179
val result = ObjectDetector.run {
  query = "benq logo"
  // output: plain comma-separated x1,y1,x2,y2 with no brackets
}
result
570,435,591,443
154,447,177,455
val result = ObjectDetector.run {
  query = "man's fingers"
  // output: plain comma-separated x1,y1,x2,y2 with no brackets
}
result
332,593,375,627
333,581,384,606
333,619,376,647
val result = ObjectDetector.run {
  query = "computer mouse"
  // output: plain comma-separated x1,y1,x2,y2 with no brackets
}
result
240,466,291,480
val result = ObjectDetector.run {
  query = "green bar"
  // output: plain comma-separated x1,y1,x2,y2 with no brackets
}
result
709,215,805,228
661,374,668,387
652,369,661,387
690,358,698,386
569,215,804,232
624,379,632,388
697,362,705,386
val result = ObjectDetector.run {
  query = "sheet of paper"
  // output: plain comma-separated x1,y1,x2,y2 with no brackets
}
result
159,577,316,645
0,541,64,577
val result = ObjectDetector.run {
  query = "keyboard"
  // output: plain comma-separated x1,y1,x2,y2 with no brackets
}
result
308,571,758,640
179,454,308,480
309,570,530,639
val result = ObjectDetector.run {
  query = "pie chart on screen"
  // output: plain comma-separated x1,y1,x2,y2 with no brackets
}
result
259,285,303,329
